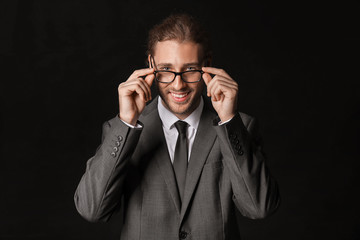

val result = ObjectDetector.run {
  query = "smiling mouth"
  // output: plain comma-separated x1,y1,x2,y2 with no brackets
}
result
171,92,188,98
170,91,190,102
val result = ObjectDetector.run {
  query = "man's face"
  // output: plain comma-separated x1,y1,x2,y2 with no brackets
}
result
151,40,205,120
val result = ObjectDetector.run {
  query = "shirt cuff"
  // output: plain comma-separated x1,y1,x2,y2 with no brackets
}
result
218,116,235,126
118,115,143,129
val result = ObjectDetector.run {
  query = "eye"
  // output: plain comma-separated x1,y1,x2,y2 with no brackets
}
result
186,66,196,71
161,67,170,71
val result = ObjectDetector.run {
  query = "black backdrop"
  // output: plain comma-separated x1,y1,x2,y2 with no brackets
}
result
1,0,360,239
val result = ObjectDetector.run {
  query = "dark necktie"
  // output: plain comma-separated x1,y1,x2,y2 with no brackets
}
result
173,120,188,203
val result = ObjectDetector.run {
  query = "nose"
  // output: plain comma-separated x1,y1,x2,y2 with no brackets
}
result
172,74,187,90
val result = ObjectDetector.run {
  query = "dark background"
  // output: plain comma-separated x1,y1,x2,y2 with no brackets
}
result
1,0,359,239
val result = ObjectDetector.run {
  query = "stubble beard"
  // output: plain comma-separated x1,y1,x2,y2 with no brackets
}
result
156,83,204,119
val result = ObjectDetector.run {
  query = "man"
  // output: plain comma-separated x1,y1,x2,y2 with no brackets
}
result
75,14,280,240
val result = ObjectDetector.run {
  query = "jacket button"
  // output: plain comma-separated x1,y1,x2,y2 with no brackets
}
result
117,135,123,141
179,231,188,239
111,152,116,157
238,150,244,156
115,141,121,146
113,146,119,152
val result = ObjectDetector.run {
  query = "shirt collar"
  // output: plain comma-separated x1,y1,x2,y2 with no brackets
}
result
157,96,204,131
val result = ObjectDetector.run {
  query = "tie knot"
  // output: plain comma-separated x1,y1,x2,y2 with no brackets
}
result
174,120,188,135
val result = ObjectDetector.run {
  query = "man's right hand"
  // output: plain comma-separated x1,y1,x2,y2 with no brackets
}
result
118,68,155,126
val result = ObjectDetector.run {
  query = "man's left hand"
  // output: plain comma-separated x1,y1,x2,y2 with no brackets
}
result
202,67,238,123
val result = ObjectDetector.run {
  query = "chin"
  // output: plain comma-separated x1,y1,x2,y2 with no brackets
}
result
158,86,203,118
170,106,191,116
168,98,199,118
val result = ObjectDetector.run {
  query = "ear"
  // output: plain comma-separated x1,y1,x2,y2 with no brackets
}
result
148,54,153,68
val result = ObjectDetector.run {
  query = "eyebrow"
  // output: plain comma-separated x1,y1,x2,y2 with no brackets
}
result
156,62,201,68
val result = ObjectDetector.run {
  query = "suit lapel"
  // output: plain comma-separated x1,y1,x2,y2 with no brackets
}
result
180,101,217,222
140,99,181,214
140,97,217,219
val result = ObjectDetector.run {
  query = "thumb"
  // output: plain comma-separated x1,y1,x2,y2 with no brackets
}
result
144,71,155,87
202,72,212,86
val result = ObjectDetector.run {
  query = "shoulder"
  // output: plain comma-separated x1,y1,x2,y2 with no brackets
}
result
140,97,159,117
238,112,255,128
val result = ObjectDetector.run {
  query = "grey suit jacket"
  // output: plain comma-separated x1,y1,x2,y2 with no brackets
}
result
74,97,280,240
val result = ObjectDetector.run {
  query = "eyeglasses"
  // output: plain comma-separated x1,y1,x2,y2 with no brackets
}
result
150,55,204,83
154,70,204,83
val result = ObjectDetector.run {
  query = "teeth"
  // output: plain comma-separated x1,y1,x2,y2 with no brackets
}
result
171,92,188,98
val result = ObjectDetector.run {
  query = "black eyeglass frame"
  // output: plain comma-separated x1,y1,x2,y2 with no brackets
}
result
149,55,204,83
154,70,204,83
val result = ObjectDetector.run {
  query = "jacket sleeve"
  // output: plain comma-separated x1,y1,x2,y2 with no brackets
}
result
74,115,142,222
214,112,280,219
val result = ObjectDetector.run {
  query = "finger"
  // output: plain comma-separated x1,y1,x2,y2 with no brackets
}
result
211,84,226,102
121,79,151,101
207,79,217,101
202,67,231,79
202,72,212,86
210,79,238,101
209,77,238,91
206,75,219,98
211,83,223,99
144,73,155,88
207,75,238,96
214,82,238,99
144,74,155,101
132,78,152,101
129,68,155,79
119,82,146,102
136,79,151,101
202,73,213,97
213,87,223,102
133,85,147,102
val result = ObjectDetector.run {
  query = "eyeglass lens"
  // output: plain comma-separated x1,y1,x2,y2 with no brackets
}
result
155,71,202,83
